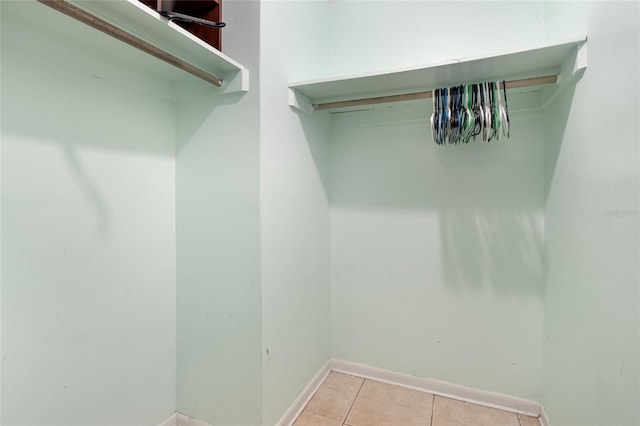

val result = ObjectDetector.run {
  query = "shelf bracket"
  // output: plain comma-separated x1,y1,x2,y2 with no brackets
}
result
542,39,588,108
222,68,250,93
574,41,588,75
289,88,314,113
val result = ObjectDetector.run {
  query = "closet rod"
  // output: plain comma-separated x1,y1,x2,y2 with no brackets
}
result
37,0,223,87
313,74,557,111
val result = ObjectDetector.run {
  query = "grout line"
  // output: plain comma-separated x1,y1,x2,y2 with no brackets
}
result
430,394,436,426
333,370,534,426
341,377,366,425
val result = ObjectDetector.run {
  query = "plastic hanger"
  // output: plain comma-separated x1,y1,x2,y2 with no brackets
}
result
431,80,511,146
502,80,510,138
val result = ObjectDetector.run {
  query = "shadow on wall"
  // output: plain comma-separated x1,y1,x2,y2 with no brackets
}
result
330,104,544,298
2,41,249,240
292,107,331,201
62,145,110,239
543,71,582,203
1,44,177,240
1,46,176,157
438,207,543,296
174,78,248,155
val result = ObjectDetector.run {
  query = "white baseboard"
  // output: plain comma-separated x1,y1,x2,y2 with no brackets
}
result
330,358,543,418
166,359,549,426
276,359,332,426
158,412,214,426
175,412,214,426
158,412,176,426
539,404,551,426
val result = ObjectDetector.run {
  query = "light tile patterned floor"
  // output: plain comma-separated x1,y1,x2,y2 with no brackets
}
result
293,372,541,426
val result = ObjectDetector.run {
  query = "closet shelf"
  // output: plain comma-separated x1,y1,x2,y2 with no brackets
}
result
73,0,249,93
5,0,248,100
289,36,587,112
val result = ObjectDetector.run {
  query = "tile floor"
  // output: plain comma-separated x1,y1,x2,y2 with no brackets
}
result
293,372,541,426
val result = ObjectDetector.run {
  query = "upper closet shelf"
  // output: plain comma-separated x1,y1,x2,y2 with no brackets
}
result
4,0,248,100
289,36,587,113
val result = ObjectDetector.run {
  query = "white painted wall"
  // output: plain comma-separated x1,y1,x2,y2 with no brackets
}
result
1,4,176,425
327,1,546,401
542,2,640,424
259,2,331,424
327,1,544,77
175,1,263,425
6,2,638,425
330,106,545,401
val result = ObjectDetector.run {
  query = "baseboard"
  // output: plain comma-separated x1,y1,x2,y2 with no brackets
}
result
276,359,332,426
158,412,214,426
330,358,542,418
539,404,551,426
169,358,549,426
158,412,177,426
175,412,215,426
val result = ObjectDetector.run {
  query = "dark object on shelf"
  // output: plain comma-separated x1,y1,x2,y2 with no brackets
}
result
159,10,225,28
140,0,223,50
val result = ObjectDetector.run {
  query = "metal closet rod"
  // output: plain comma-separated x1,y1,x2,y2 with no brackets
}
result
312,74,558,111
37,0,223,87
